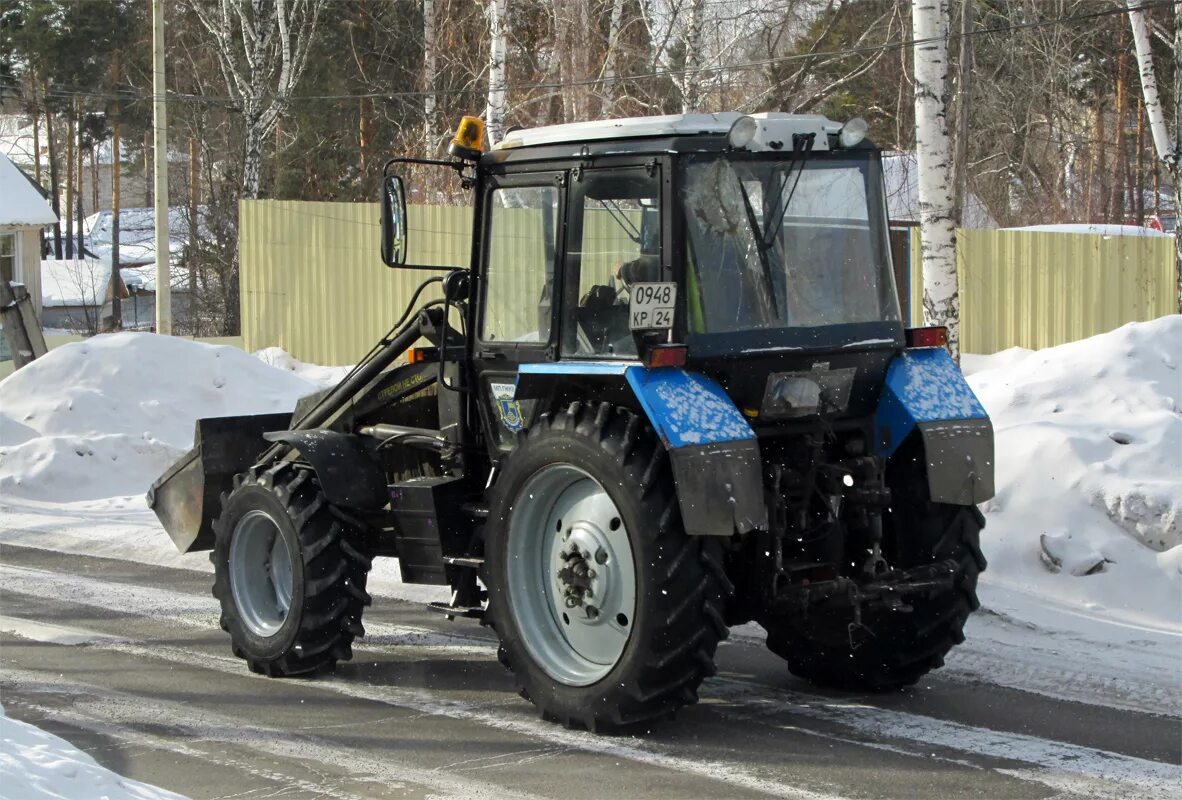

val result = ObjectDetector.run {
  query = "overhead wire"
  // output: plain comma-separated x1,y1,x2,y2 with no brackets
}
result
7,0,1175,109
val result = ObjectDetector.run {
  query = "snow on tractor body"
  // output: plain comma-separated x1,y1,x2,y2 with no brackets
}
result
149,112,994,731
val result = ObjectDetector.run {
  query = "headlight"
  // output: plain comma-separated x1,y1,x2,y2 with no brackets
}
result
727,115,758,149
839,117,868,148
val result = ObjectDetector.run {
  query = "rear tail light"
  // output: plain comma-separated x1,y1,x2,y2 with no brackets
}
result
643,344,688,368
905,326,948,349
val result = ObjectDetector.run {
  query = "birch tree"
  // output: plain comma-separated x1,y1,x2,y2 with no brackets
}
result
423,0,437,151
485,0,509,146
912,0,960,359
1126,0,1181,311
680,0,706,112
188,0,326,199
601,0,626,113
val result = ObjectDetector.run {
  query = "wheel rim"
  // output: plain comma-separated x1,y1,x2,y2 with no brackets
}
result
229,510,295,638
506,464,636,687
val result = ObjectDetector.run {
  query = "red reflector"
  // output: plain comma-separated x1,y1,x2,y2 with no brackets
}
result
644,344,688,368
905,326,948,349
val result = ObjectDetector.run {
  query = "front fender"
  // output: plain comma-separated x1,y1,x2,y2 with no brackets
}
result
873,348,995,505
262,429,389,511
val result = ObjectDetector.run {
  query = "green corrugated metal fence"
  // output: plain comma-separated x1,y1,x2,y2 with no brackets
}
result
241,200,1177,364
907,228,1176,353
239,201,470,365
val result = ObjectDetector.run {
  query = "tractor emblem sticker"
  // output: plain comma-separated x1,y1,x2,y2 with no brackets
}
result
491,382,524,432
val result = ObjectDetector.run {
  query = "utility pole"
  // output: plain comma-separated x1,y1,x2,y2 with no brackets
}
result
144,130,153,207
45,96,61,258
152,0,172,334
188,136,199,328
111,51,123,330
65,109,74,257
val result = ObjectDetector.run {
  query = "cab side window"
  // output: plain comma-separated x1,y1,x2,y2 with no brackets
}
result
481,186,558,344
562,170,661,358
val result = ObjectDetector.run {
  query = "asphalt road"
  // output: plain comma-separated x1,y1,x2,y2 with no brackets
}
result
2,541,1180,800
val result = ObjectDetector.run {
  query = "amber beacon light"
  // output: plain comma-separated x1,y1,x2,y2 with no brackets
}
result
448,116,487,160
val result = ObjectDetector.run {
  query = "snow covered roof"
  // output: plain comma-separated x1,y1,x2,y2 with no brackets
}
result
1002,224,1172,238
41,257,188,307
83,206,200,267
496,112,845,151
0,151,57,227
497,113,741,149
882,152,997,229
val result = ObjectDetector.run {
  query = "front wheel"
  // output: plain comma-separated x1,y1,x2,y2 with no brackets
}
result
211,463,372,676
483,402,732,731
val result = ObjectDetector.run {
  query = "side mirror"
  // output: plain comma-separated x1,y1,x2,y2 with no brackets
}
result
380,174,408,266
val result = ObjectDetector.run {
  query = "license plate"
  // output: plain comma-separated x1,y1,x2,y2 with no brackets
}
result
629,282,677,330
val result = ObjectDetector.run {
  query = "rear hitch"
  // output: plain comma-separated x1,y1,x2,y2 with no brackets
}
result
766,559,959,622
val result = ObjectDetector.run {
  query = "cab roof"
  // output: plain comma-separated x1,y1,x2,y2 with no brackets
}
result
495,112,846,151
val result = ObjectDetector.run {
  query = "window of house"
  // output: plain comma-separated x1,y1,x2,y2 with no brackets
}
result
0,233,16,286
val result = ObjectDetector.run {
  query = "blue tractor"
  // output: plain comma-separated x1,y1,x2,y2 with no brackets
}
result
150,112,994,731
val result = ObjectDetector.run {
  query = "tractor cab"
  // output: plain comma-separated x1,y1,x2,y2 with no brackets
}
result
383,113,905,450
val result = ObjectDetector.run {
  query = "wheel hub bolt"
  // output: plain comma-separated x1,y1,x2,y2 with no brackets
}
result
558,546,597,610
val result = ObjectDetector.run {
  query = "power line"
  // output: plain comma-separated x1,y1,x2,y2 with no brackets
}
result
6,0,1174,108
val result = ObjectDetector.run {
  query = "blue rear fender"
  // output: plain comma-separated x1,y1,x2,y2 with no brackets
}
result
624,367,767,536
515,362,766,536
873,347,995,505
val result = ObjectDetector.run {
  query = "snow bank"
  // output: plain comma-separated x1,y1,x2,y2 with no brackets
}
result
0,702,187,800
253,346,352,388
964,315,1182,629
0,333,319,502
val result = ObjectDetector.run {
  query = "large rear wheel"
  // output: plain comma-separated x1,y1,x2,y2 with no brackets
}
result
762,440,987,691
211,463,372,676
484,402,731,731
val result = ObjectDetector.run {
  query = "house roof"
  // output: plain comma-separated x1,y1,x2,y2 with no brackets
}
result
0,151,57,226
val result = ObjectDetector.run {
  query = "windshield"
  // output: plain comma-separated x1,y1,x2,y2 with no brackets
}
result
680,152,899,334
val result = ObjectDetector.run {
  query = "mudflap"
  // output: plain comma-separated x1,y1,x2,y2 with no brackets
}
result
624,367,767,536
147,413,293,553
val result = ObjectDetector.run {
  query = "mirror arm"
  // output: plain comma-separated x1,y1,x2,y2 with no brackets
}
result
383,157,472,180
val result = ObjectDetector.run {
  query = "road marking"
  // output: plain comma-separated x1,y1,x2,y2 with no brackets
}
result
710,679,1182,800
0,669,545,800
6,563,1181,798
0,614,126,645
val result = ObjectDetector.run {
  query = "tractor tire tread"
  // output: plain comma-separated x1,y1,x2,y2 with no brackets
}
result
484,401,730,733
211,461,372,678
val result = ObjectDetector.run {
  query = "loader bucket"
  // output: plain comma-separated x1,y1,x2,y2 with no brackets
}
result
147,413,293,553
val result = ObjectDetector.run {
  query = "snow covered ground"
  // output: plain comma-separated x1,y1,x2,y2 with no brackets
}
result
963,314,1181,632
1,323,1179,719
0,701,187,800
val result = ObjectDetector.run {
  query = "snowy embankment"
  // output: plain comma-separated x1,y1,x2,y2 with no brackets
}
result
0,334,320,504
0,702,186,800
964,314,1181,632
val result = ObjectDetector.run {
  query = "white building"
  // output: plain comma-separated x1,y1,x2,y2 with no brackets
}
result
0,151,56,317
